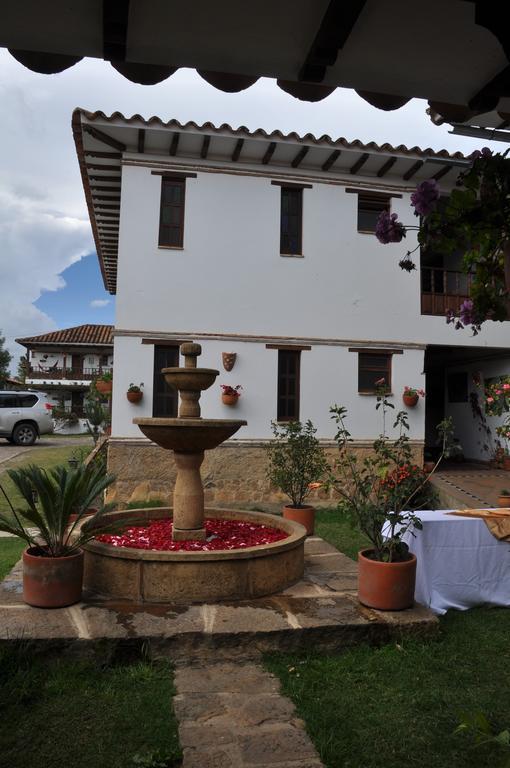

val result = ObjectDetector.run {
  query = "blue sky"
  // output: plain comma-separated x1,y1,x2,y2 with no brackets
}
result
35,253,115,329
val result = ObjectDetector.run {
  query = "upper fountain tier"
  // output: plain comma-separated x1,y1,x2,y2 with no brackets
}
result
133,342,246,453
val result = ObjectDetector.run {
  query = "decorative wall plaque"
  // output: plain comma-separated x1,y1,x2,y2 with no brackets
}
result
222,352,237,372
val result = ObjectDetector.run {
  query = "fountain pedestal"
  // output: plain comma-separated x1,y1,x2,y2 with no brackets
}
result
172,450,206,540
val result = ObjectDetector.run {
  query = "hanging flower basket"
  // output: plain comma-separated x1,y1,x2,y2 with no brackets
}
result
402,386,424,408
220,384,242,405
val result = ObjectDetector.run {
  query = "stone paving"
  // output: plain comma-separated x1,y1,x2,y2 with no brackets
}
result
174,661,323,767
0,537,437,658
431,462,510,509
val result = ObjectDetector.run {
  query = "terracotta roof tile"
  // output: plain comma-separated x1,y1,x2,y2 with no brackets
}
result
16,324,114,347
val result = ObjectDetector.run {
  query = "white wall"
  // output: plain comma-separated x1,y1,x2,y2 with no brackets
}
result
445,358,510,461
112,335,425,441
115,163,510,349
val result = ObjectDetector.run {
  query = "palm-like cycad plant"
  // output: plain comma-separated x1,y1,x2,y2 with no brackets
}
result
0,461,116,557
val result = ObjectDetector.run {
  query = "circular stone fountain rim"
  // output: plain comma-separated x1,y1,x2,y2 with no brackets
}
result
83,507,306,562
133,418,248,427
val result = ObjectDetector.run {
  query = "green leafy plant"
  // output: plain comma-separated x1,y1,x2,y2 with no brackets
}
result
128,382,144,393
0,462,117,557
84,392,109,443
327,392,446,563
267,420,328,508
455,711,510,765
501,488,510,496
98,370,113,382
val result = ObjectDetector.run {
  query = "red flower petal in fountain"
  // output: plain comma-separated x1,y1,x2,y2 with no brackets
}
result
96,518,288,551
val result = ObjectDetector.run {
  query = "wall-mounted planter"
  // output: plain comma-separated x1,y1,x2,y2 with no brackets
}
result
222,394,240,406
403,394,419,407
127,391,143,404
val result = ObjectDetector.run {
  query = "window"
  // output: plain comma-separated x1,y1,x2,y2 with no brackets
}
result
280,187,302,255
153,345,180,417
277,350,300,421
357,193,390,233
358,352,392,393
158,178,185,247
0,394,19,408
447,372,468,403
18,395,38,408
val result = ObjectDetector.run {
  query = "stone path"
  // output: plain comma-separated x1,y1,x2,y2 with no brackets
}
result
174,661,323,767
431,462,510,509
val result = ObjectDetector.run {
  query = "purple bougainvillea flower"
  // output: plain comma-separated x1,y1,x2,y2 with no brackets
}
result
481,147,492,157
375,210,406,244
459,299,475,326
410,179,440,216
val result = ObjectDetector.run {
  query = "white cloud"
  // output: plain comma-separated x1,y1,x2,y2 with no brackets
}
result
90,299,110,308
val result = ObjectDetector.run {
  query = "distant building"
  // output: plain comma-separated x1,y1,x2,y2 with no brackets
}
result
15,324,113,417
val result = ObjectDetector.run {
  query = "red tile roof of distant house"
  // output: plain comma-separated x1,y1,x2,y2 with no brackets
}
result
16,324,114,347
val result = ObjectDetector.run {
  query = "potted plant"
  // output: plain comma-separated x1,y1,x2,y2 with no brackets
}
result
0,461,116,607
327,392,447,610
127,382,144,403
221,384,242,405
266,420,328,535
497,489,510,508
95,370,113,394
402,386,425,408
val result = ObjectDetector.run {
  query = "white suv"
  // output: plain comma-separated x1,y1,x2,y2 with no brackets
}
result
0,391,54,445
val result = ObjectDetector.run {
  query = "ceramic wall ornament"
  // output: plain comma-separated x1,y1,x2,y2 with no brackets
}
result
222,352,237,372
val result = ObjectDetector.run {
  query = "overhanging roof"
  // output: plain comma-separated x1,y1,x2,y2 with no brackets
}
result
16,324,114,348
2,1,510,127
72,108,469,295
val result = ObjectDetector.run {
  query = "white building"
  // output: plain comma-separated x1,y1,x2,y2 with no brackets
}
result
72,109,510,503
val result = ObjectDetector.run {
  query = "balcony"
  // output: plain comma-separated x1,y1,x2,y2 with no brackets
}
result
421,267,472,316
27,366,111,382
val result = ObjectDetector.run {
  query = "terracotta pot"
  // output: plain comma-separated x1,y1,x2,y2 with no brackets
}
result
23,547,84,608
282,505,315,536
504,456,510,471
498,496,510,508
127,390,143,403
403,393,419,407
358,548,417,611
96,379,112,394
222,393,239,406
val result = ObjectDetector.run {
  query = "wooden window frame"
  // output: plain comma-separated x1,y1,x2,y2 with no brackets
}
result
277,349,301,422
279,186,303,256
158,177,187,248
356,192,391,235
356,351,393,395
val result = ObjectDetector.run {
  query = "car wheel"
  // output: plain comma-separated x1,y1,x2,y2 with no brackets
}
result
12,423,37,446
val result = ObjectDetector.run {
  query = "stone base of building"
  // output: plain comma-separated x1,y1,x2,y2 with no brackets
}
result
106,438,425,507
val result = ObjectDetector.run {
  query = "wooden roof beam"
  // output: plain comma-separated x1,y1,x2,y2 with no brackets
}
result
376,156,397,178
291,146,309,168
432,164,453,181
137,128,145,154
89,184,121,192
299,0,367,82
88,175,121,182
83,125,126,152
403,160,424,180
322,149,341,171
262,142,276,164
86,163,121,172
349,153,369,175
201,135,211,159
85,151,122,159
232,138,244,162
169,132,180,156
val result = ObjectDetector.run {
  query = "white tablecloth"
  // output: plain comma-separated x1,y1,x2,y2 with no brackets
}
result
397,510,510,615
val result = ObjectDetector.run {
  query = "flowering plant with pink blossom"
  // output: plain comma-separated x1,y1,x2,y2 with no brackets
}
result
484,377,510,418
403,386,425,399
377,148,510,334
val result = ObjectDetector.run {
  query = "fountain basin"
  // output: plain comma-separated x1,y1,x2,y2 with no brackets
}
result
134,418,247,452
162,367,218,392
83,508,306,603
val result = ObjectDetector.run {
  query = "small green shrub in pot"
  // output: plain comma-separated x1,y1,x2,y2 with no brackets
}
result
266,420,328,534
0,462,118,607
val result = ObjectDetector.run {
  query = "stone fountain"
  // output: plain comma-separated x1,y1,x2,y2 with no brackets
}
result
83,344,306,603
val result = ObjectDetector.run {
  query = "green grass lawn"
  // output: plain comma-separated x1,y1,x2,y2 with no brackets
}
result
266,507,510,768
0,444,91,516
0,646,181,768
315,507,369,560
0,537,24,579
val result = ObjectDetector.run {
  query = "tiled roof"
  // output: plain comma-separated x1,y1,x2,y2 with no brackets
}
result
16,324,114,347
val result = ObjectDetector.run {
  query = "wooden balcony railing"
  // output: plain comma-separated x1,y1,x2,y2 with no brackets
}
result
421,267,472,316
27,366,112,381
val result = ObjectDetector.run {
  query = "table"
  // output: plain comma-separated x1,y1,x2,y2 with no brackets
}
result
399,510,510,615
